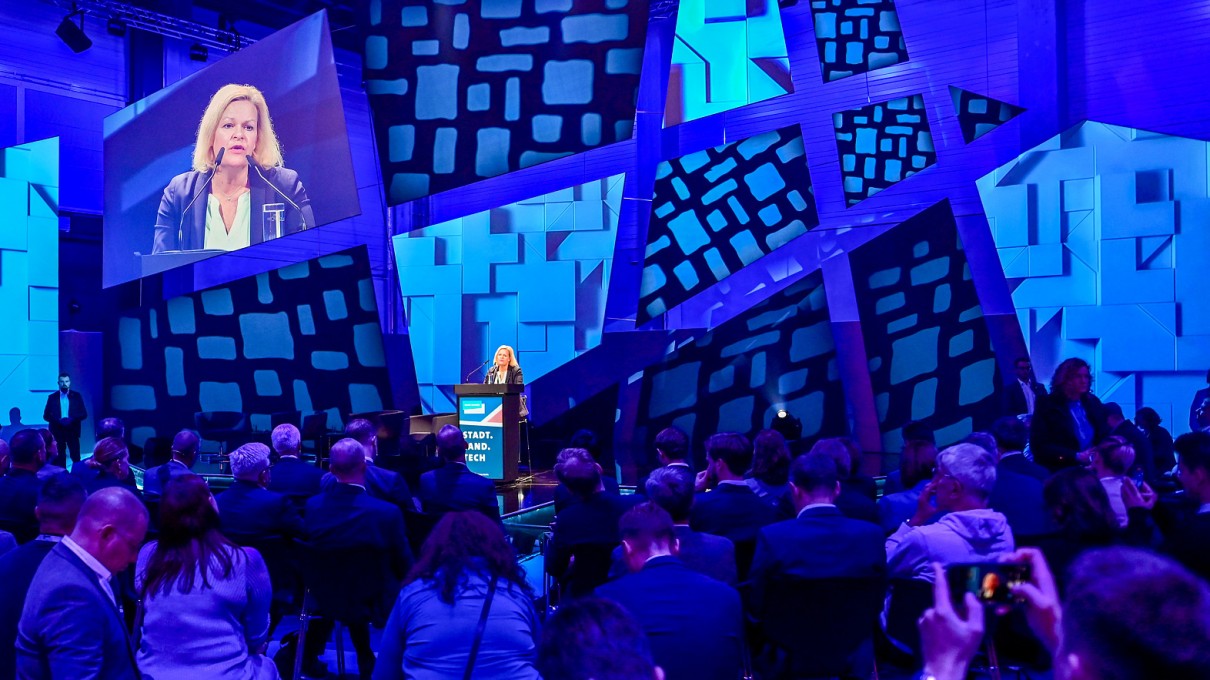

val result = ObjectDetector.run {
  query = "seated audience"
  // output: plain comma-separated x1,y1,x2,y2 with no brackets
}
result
1081,436,1135,528
597,503,743,680
1166,431,1210,582
537,597,662,680
417,425,500,521
886,443,1013,583
1135,406,1176,475
691,433,781,545
748,452,886,612
136,474,275,678
72,436,140,496
878,437,939,532
374,511,540,680
634,426,692,499
1031,357,1110,471
546,448,635,591
267,423,323,510
1105,401,1157,482
555,429,620,510
96,416,144,466
215,442,305,542
745,429,791,506
34,430,66,480
839,436,879,500
304,438,413,676
884,421,936,495
0,430,46,542
967,431,1050,539
322,418,415,516
141,429,199,502
992,416,1048,480
0,473,86,677
805,438,879,524
16,487,148,678
1034,467,1122,589
919,547,1210,680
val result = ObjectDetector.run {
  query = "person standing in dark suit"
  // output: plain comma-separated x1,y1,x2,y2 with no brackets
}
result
268,423,323,511
0,430,48,543
215,442,305,542
16,487,148,679
1031,357,1110,472
42,373,86,465
1005,356,1048,419
417,425,500,521
141,429,199,502
1190,370,1210,434
321,418,416,516
597,503,743,680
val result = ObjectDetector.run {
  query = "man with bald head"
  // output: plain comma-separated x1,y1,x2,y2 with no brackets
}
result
141,429,199,502
320,418,415,516
16,486,147,678
417,425,500,521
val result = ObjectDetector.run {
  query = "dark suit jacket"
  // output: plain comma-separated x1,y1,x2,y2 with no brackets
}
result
547,491,636,580
690,483,782,544
269,456,325,510
748,506,886,610
1143,425,1176,474
1191,388,1210,433
0,470,41,543
42,390,87,438
216,480,306,542
304,484,412,579
1004,380,1047,417
417,462,499,521
1030,392,1110,471
141,459,194,501
70,465,141,498
322,461,415,516
1166,511,1210,584
0,539,55,677
597,556,743,680
998,453,1050,482
16,542,138,679
554,476,620,513
990,466,1051,538
483,365,524,385
152,166,314,253
609,525,738,586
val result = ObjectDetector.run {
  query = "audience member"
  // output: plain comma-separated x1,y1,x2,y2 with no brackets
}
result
16,487,148,678
547,448,635,591
597,503,743,680
0,429,46,542
0,473,86,677
1104,401,1157,482
1033,467,1121,589
34,430,66,480
303,438,413,676
1166,431,1210,582
805,438,879,524
537,597,662,680
1190,369,1210,433
73,436,139,496
991,416,1048,481
690,433,780,576
1032,358,1110,471
141,429,199,502
748,452,885,613
417,425,500,521
966,431,1050,539
1081,436,1135,528
374,511,540,680
0,407,24,444
556,429,620,509
215,442,305,542
745,429,791,506
42,372,87,465
1005,355,1048,418
634,426,691,498
1135,406,1176,475
839,436,880,500
1195,395,1210,434
136,474,275,678
95,416,144,466
884,421,936,495
322,418,416,516
886,443,1013,583
267,423,323,510
878,438,939,532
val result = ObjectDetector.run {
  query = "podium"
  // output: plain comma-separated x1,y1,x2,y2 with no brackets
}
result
140,250,227,277
454,383,523,482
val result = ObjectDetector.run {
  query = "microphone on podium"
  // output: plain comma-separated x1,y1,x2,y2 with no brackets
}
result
465,358,492,382
248,153,309,231
177,146,225,248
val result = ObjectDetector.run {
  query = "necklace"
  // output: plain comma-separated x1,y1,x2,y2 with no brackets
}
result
214,185,246,203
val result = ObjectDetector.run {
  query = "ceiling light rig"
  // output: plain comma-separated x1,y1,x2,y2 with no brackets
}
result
46,0,253,55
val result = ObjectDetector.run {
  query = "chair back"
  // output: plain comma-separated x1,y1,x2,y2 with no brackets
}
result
758,575,886,677
232,535,302,605
884,577,934,657
733,539,757,583
560,541,617,598
0,518,35,544
300,543,401,627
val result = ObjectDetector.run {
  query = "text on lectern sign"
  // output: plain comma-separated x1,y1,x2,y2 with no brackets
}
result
458,396,503,479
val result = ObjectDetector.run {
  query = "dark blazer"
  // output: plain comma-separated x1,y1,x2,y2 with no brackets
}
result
141,459,194,501
304,484,412,578
554,476,620,513
0,469,41,543
70,465,141,498
483,365,524,385
597,556,743,680
1030,392,1110,471
269,456,325,510
998,452,1050,482
216,480,306,542
1166,512,1210,584
547,491,636,580
748,506,886,610
322,461,415,516
1191,388,1210,433
0,539,55,677
690,483,782,544
609,525,738,586
990,467,1051,538
152,166,313,253
417,462,500,521
42,390,87,438
1143,425,1176,474
16,542,138,679
1004,379,1048,417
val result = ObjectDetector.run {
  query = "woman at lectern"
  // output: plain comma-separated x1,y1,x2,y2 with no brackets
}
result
485,344,524,386
152,83,314,253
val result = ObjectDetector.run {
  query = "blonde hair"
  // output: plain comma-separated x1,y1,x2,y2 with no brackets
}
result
495,344,520,370
192,84,282,172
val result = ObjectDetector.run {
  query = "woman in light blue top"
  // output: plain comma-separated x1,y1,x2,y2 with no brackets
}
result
135,474,277,679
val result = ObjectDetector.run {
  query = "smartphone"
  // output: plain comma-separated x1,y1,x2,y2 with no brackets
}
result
1131,468,1146,489
946,562,1031,611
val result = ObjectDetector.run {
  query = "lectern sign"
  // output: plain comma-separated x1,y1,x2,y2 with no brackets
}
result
459,396,504,479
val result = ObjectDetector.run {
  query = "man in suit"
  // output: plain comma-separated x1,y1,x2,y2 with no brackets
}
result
806,438,880,525
547,448,636,592
1165,432,1210,582
215,442,305,542
303,438,412,676
0,474,86,677
634,426,691,498
321,418,416,516
417,425,499,521
16,486,147,679
95,417,145,470
141,429,199,502
1005,356,1048,419
268,423,323,510
597,503,743,680
1190,370,1210,433
42,373,87,465
991,416,1049,481
690,433,780,581
965,432,1051,540
0,430,47,543
1104,402,1158,482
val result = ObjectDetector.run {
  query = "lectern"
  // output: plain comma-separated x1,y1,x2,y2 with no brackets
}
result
453,383,523,482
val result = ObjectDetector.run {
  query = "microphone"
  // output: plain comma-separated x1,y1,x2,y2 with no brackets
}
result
465,358,492,383
247,153,309,232
177,147,225,249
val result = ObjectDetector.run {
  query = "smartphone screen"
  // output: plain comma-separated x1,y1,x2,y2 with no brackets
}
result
947,562,1031,609
1131,469,1146,489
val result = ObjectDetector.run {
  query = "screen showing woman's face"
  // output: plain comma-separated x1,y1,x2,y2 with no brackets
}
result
212,99,259,168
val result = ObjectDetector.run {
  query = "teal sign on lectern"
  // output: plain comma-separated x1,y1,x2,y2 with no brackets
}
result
458,395,504,479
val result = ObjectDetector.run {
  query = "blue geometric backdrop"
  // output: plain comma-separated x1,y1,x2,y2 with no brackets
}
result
833,94,936,206
809,0,909,82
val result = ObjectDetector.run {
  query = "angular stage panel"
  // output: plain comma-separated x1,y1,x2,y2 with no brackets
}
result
393,174,624,414
665,0,793,127
638,125,817,324
848,200,1000,451
978,121,1210,434
809,0,909,83
949,86,1025,143
833,94,936,206
362,0,648,204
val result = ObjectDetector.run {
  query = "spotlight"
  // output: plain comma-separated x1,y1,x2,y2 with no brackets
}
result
776,409,788,419
55,10,92,54
106,16,127,37
189,43,208,62
770,408,802,441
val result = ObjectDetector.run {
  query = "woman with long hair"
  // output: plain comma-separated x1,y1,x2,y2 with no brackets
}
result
73,436,137,495
373,511,540,679
135,474,276,679
1030,357,1110,471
